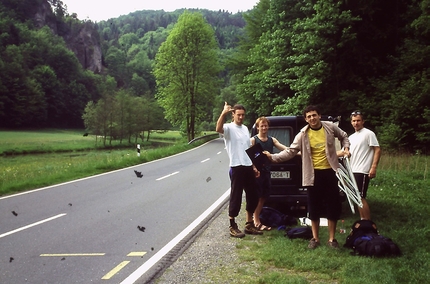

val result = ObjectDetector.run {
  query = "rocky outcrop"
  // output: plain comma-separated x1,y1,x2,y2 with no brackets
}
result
33,0,57,32
33,0,102,73
64,22,103,73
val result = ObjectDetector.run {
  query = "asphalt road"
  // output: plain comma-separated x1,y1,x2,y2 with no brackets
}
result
0,138,230,284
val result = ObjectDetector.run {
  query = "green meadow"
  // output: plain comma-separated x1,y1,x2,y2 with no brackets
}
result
0,129,213,195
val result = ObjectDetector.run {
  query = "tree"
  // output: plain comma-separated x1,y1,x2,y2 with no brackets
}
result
154,11,221,141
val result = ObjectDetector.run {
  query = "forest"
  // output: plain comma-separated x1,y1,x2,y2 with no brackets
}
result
0,0,429,153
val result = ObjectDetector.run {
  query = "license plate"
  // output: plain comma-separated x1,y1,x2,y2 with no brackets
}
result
271,171,290,179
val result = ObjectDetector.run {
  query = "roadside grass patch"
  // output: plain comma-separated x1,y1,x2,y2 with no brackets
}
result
206,154,430,283
0,129,185,155
0,130,206,196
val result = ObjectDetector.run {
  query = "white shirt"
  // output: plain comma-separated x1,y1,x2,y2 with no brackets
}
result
223,122,252,167
349,128,379,174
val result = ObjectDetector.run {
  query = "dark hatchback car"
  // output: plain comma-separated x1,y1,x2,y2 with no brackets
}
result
250,115,340,214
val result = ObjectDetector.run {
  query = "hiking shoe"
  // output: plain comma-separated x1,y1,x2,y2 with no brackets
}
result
229,226,245,238
244,222,263,235
327,239,339,249
308,238,320,249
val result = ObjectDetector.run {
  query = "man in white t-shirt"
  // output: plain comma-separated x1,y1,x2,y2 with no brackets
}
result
349,111,381,220
216,102,262,238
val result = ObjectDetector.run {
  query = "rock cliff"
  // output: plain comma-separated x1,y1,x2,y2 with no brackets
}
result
63,22,103,73
33,0,102,73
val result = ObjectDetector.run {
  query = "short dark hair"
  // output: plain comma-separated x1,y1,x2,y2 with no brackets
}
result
303,105,320,117
233,104,246,113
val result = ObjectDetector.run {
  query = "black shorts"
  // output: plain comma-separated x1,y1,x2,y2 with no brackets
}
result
307,169,341,221
256,170,271,199
353,173,370,198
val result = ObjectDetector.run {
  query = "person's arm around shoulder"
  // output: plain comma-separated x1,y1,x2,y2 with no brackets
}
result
369,146,381,178
216,102,232,134
273,137,287,151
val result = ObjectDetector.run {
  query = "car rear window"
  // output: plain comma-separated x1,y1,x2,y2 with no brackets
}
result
268,127,293,153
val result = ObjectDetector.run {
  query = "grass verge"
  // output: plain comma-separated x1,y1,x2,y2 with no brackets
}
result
203,153,430,283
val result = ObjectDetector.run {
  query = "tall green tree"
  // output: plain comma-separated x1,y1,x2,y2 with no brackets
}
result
154,11,221,141
236,0,307,116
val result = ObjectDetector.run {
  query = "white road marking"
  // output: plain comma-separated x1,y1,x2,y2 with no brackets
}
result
201,158,210,163
0,213,67,239
120,189,230,284
156,171,179,181
40,253,105,257
217,151,222,154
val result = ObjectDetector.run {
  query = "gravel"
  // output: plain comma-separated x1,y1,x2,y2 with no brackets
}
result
153,202,243,284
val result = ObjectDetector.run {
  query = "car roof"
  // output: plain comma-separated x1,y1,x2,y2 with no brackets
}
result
264,116,304,127
252,115,339,130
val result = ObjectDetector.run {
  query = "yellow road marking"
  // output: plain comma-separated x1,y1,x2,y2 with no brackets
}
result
40,253,105,257
102,261,130,280
127,252,146,257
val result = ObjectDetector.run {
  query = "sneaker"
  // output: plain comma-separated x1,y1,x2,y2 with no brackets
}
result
244,222,263,235
308,238,320,249
229,226,245,238
327,239,339,249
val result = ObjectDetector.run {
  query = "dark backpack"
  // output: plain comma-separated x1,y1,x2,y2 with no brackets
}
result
285,226,313,239
259,207,297,228
344,220,401,257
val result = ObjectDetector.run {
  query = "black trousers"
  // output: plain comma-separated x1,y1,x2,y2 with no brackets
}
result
229,166,259,218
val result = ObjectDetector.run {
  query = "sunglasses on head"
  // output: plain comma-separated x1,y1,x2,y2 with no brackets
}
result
351,111,362,115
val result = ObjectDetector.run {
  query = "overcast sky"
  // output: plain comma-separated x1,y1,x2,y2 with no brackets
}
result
60,0,259,22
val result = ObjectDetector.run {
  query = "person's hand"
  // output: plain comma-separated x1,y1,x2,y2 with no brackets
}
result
253,166,260,178
338,149,350,158
369,167,377,179
263,151,272,162
223,101,232,114
344,148,350,157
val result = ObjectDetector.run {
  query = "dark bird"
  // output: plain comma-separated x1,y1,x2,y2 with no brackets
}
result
206,177,211,182
68,203,72,206
134,170,143,178
137,226,146,232
9,257,14,263
12,211,18,216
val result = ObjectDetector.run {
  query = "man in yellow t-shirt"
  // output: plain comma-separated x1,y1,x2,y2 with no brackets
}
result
265,105,350,249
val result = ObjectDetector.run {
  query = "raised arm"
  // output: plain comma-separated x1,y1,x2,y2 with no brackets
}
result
216,102,232,134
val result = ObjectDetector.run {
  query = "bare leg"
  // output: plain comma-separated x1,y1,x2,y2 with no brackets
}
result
311,219,320,241
253,198,266,226
246,210,254,223
358,198,371,220
328,219,337,242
